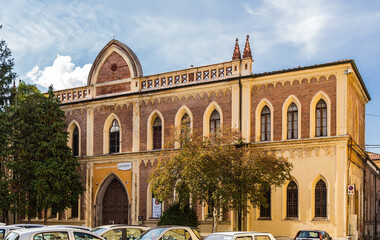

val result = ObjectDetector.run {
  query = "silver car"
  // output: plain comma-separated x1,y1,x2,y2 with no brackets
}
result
137,226,201,240
204,232,277,240
90,225,149,240
4,227,105,240
0,226,22,240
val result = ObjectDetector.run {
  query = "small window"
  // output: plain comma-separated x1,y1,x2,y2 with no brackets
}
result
260,106,271,141
72,126,79,156
209,110,220,134
287,103,298,139
287,181,298,218
109,120,120,153
153,117,162,150
316,99,327,137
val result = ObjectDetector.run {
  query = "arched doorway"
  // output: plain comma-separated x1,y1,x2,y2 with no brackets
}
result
102,178,129,224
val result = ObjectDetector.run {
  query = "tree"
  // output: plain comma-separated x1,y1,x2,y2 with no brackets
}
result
7,83,84,224
157,202,199,227
0,25,17,108
150,127,292,232
0,25,17,223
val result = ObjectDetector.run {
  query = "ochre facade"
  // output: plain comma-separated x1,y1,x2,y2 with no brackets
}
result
42,38,380,239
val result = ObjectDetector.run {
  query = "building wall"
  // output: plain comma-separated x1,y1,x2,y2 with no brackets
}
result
47,40,375,240
250,74,337,142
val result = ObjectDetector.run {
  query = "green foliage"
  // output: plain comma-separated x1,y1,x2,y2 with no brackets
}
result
5,83,84,222
158,202,199,227
150,127,293,231
0,25,17,108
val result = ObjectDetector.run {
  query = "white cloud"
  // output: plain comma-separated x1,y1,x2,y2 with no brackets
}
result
245,0,332,56
25,55,91,91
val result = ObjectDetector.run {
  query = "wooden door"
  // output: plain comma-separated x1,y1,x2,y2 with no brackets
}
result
102,179,129,224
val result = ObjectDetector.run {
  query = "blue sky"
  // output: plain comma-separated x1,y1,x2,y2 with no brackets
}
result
1,0,380,151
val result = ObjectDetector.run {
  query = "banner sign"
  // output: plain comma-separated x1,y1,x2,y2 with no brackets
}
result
152,198,162,218
117,162,132,171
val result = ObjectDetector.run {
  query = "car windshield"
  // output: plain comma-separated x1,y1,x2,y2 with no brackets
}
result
205,234,233,240
4,232,19,240
137,228,166,240
90,228,107,235
297,231,320,238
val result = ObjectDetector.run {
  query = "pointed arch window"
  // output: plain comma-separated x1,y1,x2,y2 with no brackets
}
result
315,180,327,218
209,110,220,134
109,120,120,153
181,113,190,134
72,126,79,156
153,117,162,150
287,181,298,218
287,103,298,139
316,99,327,137
180,113,190,146
260,188,271,219
261,106,271,141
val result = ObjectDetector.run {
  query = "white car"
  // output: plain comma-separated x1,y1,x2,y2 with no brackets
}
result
90,225,149,240
4,227,105,240
204,232,276,240
0,226,22,240
137,226,201,240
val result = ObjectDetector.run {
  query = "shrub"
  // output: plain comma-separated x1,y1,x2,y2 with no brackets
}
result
158,202,199,227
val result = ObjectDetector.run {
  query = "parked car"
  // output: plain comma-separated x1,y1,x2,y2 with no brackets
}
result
294,230,332,240
0,226,22,240
90,225,149,240
4,227,105,240
137,226,201,240
205,231,276,240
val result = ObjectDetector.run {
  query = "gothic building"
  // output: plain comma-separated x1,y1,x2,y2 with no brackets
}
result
43,36,379,239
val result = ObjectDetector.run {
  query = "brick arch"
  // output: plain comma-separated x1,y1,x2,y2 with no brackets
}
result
203,101,223,137
95,173,130,226
88,39,143,86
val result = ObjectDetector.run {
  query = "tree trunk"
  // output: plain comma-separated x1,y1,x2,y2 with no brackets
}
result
212,207,218,233
44,209,48,225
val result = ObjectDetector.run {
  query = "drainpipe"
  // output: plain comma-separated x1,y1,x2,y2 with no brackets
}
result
239,77,242,132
